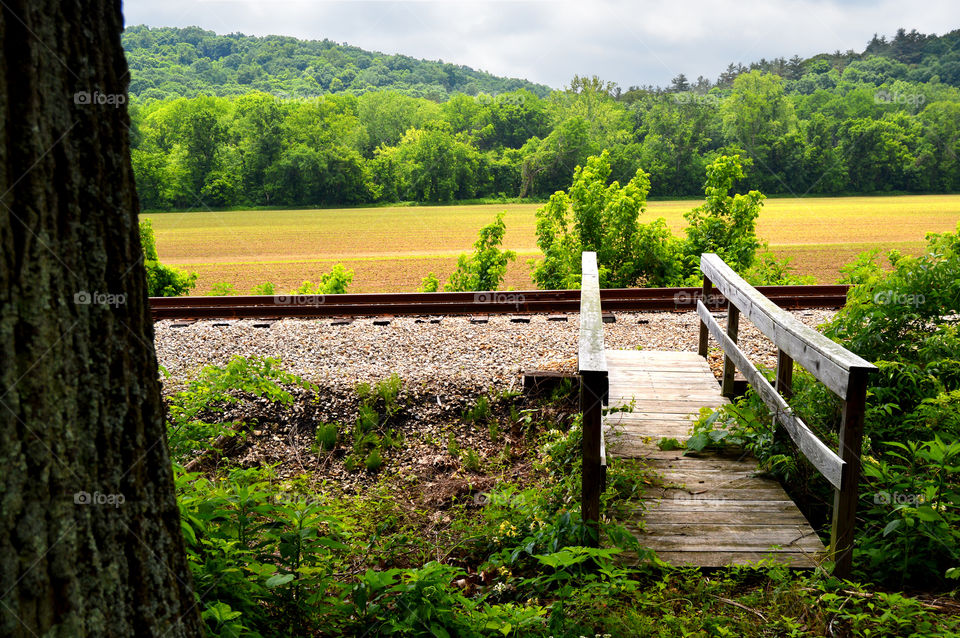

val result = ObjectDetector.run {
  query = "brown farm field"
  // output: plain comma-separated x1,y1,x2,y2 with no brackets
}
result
145,194,960,294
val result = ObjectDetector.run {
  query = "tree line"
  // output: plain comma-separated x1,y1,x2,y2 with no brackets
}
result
130,61,960,209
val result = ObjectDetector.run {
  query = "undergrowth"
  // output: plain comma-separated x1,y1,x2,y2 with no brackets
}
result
164,350,959,637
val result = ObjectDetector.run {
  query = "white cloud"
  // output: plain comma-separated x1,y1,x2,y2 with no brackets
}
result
122,0,960,88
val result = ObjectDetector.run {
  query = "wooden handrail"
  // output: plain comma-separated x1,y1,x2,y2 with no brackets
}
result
701,254,874,399
696,253,876,578
697,301,844,488
578,252,608,546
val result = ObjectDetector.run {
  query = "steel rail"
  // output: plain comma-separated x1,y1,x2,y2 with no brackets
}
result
150,285,850,320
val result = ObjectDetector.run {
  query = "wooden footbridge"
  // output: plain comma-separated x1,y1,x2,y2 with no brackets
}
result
577,252,876,576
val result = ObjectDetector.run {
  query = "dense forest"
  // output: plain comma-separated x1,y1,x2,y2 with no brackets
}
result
126,26,960,210
123,25,551,101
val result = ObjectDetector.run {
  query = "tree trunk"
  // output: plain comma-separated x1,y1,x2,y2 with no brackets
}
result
0,2,202,636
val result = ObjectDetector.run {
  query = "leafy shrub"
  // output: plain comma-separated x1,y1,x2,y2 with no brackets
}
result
443,212,516,292
250,282,275,295
293,263,354,295
208,282,237,296
697,223,960,586
680,154,763,277
417,272,440,292
175,466,350,636
532,150,655,289
140,218,197,296
165,355,315,464
531,151,771,288
742,250,816,285
859,437,960,585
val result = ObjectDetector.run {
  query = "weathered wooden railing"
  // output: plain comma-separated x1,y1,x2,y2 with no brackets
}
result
696,253,876,577
578,252,608,546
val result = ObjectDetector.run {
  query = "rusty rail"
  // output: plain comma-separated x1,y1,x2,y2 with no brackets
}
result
150,285,850,320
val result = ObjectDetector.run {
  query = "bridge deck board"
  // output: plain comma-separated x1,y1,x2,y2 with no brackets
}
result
604,349,825,568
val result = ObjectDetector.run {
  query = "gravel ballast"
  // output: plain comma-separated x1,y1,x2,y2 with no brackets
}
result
155,309,837,391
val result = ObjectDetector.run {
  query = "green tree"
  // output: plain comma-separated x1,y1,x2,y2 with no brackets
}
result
532,150,679,288
681,154,764,277
918,101,960,191
390,123,481,202
444,213,516,291
633,94,716,195
720,71,797,190
233,92,285,204
839,114,921,191
174,96,229,196
358,91,442,154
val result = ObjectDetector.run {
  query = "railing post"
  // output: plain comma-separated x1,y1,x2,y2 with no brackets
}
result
721,305,740,397
830,369,869,578
775,349,794,399
697,276,713,358
581,370,607,547
773,349,793,445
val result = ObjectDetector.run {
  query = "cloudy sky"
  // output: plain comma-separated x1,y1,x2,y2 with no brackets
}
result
123,0,960,88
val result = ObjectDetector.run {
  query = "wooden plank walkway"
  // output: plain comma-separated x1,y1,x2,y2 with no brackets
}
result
603,350,825,568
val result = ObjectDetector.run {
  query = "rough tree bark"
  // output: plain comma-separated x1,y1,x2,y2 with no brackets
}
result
0,2,202,636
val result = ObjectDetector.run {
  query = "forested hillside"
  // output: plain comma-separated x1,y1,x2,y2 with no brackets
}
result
127,27,960,210
123,26,551,100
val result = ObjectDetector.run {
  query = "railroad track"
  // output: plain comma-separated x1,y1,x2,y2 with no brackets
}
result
150,285,850,320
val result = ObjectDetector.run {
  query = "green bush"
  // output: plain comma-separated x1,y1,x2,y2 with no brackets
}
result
208,282,237,296
250,282,275,295
140,218,197,296
417,272,440,292
531,152,772,289
293,263,354,295
175,466,351,636
443,212,516,292
680,154,763,277
164,355,315,464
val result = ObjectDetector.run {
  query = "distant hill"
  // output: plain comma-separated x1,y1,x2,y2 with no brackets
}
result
122,25,552,101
